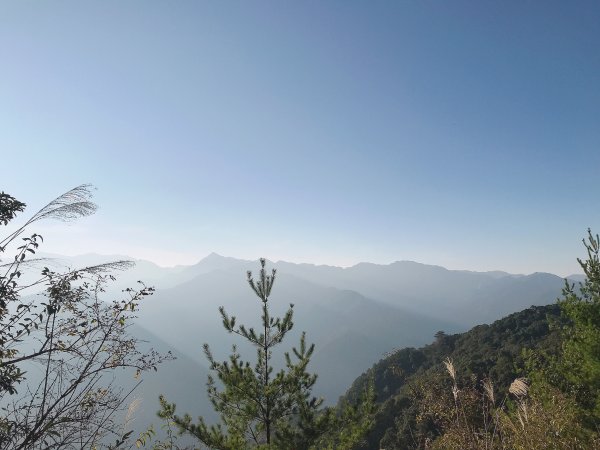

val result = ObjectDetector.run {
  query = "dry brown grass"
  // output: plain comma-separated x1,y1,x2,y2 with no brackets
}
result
414,360,599,450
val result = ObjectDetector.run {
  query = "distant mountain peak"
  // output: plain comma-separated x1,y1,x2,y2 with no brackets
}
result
204,252,226,260
195,252,240,265
188,253,252,273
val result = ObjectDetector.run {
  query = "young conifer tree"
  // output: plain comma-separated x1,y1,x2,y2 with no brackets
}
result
158,259,329,449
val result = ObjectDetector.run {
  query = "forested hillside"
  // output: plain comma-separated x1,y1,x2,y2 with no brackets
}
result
343,304,562,449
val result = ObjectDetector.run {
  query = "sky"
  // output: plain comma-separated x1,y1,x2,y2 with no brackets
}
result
1,1,599,276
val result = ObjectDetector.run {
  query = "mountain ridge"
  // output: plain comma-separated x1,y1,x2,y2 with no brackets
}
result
37,250,583,278
19,251,580,408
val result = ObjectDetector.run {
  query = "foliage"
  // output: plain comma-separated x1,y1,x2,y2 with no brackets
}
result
414,361,596,450
155,259,374,449
0,186,169,449
343,303,561,449
309,382,375,450
555,228,600,427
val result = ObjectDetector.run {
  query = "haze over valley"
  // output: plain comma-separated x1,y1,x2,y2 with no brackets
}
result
23,250,578,432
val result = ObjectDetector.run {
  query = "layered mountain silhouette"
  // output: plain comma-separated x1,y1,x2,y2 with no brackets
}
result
23,252,578,426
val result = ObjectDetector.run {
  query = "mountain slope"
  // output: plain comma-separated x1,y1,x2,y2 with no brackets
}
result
276,259,568,326
34,252,573,328
135,269,458,403
342,304,562,449
24,252,576,408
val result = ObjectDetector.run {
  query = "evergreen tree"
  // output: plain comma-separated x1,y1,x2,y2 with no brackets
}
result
159,259,322,449
157,259,374,450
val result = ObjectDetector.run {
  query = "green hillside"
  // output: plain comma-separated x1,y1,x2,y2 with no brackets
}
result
343,304,563,449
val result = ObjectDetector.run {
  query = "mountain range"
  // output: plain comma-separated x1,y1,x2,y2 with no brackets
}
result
22,252,580,433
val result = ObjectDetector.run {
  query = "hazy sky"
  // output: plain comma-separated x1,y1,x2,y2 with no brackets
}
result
1,1,599,276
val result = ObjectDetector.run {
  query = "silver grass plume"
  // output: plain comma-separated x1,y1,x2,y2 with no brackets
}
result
79,260,135,275
0,185,98,249
509,378,529,398
29,184,97,223
443,357,459,401
482,378,495,405
443,357,456,381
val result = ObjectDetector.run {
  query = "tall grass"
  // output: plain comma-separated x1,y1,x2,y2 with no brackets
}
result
412,358,599,449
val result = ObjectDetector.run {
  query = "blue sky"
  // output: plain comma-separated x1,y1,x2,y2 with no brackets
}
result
1,1,599,275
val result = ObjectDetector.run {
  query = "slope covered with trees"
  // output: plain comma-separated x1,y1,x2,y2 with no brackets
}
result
342,303,562,449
